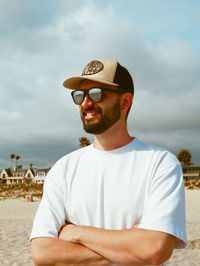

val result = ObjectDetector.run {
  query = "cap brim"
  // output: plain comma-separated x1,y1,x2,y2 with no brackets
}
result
63,76,118,90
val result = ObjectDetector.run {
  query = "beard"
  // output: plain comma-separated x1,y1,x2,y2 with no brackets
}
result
80,98,121,134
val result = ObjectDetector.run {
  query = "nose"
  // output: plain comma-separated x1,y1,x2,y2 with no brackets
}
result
81,94,93,108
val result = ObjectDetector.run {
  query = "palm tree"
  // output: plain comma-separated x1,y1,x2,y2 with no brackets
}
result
79,137,91,148
15,155,21,168
10,154,16,169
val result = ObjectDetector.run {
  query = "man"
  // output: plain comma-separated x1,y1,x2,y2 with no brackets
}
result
30,59,187,266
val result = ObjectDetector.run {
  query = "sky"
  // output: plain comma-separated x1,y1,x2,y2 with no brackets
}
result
0,0,199,169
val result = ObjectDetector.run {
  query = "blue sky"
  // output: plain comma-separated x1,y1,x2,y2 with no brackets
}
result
110,0,200,50
0,0,199,169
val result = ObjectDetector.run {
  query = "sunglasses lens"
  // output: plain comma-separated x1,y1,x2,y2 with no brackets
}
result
89,88,102,103
72,88,102,104
73,91,84,104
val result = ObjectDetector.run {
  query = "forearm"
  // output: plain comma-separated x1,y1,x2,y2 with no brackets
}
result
65,226,175,265
31,237,111,266
77,227,150,265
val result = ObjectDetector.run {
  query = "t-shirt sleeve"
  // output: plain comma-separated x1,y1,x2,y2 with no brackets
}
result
30,161,66,240
137,160,187,248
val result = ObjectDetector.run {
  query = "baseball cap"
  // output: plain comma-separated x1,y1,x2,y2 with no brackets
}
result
63,59,134,94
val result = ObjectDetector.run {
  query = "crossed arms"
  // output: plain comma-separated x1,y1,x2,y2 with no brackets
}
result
31,162,182,265
31,224,176,266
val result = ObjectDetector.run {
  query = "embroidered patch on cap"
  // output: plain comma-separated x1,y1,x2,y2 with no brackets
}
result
81,60,104,76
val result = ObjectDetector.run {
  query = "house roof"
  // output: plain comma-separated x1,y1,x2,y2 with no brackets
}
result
0,167,51,177
5,168,13,177
25,168,36,176
36,168,50,173
30,168,36,175
14,169,26,173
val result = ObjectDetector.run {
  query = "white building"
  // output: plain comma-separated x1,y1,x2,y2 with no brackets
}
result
0,167,50,184
0,168,24,184
34,168,50,184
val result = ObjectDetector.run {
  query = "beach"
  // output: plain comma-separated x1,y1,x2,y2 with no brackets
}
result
0,190,199,266
0,198,40,266
167,189,200,265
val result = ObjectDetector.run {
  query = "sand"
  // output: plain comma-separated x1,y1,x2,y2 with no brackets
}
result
0,198,40,266
167,190,200,265
0,190,199,266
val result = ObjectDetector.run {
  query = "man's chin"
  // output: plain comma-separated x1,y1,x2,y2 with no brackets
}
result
82,116,100,126
83,122,106,134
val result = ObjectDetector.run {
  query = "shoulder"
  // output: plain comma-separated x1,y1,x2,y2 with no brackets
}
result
133,138,181,169
42,145,93,188
59,144,93,164
48,144,93,174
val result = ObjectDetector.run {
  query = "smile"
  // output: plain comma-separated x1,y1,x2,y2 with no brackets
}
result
84,111,98,119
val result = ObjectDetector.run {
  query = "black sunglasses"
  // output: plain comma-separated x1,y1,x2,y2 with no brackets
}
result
71,87,125,105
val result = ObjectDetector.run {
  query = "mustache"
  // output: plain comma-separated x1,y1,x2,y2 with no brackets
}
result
80,106,102,114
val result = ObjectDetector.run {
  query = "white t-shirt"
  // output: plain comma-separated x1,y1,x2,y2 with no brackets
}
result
30,138,187,266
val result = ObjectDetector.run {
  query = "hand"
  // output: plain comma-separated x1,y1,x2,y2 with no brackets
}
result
58,224,81,243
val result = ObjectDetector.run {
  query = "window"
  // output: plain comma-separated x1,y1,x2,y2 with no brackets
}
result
38,172,45,176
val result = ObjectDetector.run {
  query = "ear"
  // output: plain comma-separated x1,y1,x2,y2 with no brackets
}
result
120,93,133,112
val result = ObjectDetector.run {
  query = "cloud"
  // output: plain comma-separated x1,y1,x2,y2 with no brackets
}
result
0,0,199,169
128,36,200,161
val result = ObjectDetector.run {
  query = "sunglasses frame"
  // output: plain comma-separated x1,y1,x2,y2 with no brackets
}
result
71,87,126,105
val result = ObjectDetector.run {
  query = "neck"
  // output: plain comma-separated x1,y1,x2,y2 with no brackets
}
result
93,121,134,151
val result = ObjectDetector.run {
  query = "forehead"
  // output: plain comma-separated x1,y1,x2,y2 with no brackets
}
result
79,80,117,91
